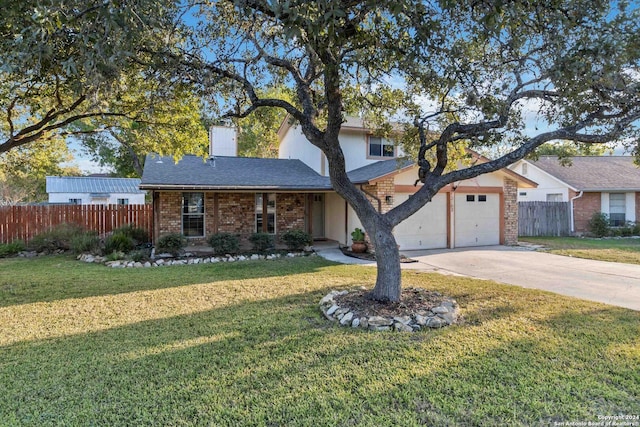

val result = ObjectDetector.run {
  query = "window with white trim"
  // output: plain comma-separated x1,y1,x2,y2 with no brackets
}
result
256,193,276,233
546,193,563,202
68,198,81,205
182,192,204,237
609,193,626,226
368,136,395,158
117,198,129,205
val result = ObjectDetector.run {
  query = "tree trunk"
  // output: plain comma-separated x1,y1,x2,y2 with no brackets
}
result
365,215,402,302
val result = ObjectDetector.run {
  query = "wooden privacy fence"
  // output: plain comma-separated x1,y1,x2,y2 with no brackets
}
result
0,204,153,244
518,201,570,237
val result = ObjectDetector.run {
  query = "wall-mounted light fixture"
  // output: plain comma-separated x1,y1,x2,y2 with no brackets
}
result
385,195,393,204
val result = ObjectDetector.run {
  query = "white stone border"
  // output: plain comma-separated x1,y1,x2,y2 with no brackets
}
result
319,289,460,332
77,251,315,268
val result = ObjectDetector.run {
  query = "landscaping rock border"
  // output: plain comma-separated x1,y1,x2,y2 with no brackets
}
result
78,251,315,268
319,289,460,332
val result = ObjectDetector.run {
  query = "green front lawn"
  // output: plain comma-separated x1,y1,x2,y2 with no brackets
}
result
520,236,640,265
1,255,638,426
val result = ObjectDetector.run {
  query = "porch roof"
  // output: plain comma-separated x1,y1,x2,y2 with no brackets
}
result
347,158,415,183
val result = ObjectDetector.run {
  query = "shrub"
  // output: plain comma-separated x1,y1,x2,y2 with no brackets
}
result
0,241,25,258
128,248,151,262
157,233,187,256
249,233,274,252
29,223,86,253
104,233,135,254
70,232,101,254
588,212,609,238
280,229,312,251
633,222,640,236
620,223,634,237
112,224,149,246
208,233,239,255
105,251,125,262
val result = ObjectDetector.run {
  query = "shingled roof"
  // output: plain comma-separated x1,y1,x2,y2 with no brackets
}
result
347,158,415,183
140,154,333,190
140,155,417,191
531,156,640,191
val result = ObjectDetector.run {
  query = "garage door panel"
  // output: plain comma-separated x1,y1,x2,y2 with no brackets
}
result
454,193,500,247
393,194,447,250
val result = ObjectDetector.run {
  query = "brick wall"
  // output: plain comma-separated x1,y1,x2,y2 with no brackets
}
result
155,191,309,244
361,177,395,215
217,193,255,235
503,178,518,245
573,192,601,233
158,192,182,236
276,193,307,232
360,177,395,252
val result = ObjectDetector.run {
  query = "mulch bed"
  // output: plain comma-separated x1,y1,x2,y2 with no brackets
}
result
340,247,418,263
333,287,447,319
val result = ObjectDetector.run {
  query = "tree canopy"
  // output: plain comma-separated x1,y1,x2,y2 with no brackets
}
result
0,0,208,173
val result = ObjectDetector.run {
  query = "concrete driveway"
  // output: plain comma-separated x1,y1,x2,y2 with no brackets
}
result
316,244,640,311
400,246,640,311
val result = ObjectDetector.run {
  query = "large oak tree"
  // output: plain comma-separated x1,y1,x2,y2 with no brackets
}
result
159,0,640,302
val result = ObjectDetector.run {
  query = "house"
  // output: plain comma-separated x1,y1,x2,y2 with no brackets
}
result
509,156,640,232
140,121,535,249
46,176,146,205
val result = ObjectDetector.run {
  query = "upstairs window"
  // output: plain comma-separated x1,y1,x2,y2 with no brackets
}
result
368,136,395,158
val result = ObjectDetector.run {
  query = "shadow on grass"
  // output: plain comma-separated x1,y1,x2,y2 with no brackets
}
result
0,255,339,307
1,278,638,426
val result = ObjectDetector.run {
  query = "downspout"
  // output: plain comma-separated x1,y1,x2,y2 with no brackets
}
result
570,191,583,234
360,185,382,213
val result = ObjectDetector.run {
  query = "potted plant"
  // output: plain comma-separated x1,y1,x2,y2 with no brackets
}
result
350,228,367,253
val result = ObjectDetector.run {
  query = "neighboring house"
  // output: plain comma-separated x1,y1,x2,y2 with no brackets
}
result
140,121,535,249
509,156,640,232
46,176,146,205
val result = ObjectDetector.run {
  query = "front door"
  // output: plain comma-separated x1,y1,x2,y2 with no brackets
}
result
311,194,325,239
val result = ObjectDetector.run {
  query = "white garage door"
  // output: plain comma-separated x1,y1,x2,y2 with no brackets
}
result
393,193,447,250
454,193,500,247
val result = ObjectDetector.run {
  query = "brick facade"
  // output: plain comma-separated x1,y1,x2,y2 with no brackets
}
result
157,192,182,236
276,193,307,233
155,191,307,244
217,193,255,235
503,178,518,245
572,192,601,233
362,177,395,215
360,177,395,251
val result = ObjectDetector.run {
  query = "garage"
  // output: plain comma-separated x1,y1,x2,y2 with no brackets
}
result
393,193,448,250
454,193,501,247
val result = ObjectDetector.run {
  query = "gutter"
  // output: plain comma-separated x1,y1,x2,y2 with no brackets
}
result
139,184,333,192
570,191,584,234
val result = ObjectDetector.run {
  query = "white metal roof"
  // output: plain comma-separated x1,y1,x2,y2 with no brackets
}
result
45,176,145,194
